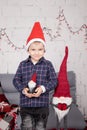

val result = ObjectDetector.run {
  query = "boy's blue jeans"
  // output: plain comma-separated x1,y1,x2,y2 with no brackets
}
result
20,107,49,130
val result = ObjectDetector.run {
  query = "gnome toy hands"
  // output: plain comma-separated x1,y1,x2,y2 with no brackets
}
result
28,73,37,93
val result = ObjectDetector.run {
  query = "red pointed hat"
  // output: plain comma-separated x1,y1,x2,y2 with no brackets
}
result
26,22,46,50
53,46,71,98
31,73,37,83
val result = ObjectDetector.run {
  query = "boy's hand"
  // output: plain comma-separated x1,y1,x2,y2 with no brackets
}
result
22,87,29,94
33,87,43,97
22,87,34,98
22,86,43,98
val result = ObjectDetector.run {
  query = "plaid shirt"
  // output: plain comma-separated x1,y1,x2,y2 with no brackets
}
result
13,57,57,107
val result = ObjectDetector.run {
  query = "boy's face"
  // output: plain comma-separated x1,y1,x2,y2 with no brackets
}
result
28,41,45,63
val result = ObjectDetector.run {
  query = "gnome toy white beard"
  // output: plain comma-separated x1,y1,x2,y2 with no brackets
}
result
52,96,72,122
28,80,36,93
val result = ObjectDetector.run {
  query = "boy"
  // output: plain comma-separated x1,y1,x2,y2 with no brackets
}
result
13,22,57,130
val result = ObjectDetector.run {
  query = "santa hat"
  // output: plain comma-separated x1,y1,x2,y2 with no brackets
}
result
52,46,72,121
26,22,46,50
28,73,37,93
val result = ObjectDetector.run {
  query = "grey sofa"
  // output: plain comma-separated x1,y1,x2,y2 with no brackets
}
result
0,71,86,130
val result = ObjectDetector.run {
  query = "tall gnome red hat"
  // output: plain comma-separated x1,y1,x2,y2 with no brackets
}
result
26,22,46,50
53,46,71,98
28,73,37,93
52,46,72,122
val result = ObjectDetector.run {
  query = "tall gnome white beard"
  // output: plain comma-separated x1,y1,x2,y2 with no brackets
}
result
52,97,72,122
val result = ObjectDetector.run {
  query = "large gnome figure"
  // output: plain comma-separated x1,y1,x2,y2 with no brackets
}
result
52,46,72,122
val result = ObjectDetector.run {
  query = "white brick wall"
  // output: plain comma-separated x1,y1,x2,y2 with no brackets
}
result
0,0,87,119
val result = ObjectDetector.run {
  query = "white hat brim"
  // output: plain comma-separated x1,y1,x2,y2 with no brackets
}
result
26,38,46,51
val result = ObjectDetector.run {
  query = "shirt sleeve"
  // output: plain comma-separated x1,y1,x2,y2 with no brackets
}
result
13,62,25,92
40,85,46,93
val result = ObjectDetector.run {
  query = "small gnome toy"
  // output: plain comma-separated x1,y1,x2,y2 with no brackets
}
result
52,46,72,122
28,73,37,93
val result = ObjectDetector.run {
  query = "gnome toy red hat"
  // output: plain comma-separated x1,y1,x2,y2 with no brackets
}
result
31,72,37,83
28,73,37,93
26,22,46,50
52,46,72,121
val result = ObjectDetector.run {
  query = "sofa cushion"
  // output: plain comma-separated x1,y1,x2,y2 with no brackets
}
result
0,82,11,112
5,92,20,105
0,74,17,93
0,74,20,105
0,82,9,103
